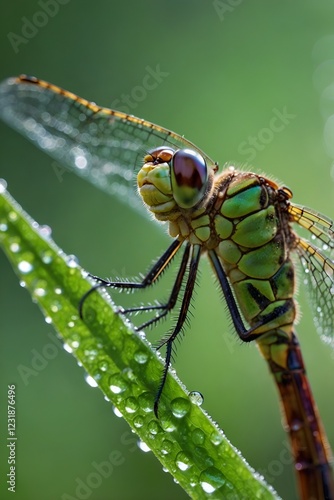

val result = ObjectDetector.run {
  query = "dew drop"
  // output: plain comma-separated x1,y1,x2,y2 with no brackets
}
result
41,250,53,264
170,397,191,418
0,178,7,193
122,367,135,381
201,482,216,494
0,222,8,232
176,451,191,471
34,287,47,297
200,467,226,493
66,254,79,268
134,350,149,364
133,415,145,428
147,420,161,435
137,440,151,453
160,439,173,455
63,343,73,354
8,211,18,222
210,431,224,446
124,397,138,413
18,260,33,274
192,428,205,445
137,330,146,339
9,242,20,253
138,392,154,413
38,225,52,239
98,360,109,372
113,406,123,418
84,348,98,362
85,375,98,388
51,302,62,313
81,269,89,279
45,316,52,324
160,416,176,433
189,390,204,406
109,374,128,394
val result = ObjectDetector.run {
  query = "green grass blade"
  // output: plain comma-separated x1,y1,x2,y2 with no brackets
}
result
0,186,279,500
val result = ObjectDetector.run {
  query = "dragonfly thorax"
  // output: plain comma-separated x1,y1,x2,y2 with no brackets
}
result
211,171,298,335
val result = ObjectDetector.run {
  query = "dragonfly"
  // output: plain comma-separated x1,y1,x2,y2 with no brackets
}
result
0,75,333,500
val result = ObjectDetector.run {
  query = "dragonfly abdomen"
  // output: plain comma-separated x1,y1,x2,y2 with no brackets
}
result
259,329,334,500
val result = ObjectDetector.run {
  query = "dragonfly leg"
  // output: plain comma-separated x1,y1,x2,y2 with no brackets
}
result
209,250,290,342
79,239,182,319
127,243,191,331
154,245,201,417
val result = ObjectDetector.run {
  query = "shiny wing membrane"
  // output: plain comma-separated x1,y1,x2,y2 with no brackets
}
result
0,75,216,212
290,204,334,344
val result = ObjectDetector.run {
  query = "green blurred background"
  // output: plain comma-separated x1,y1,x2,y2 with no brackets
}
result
1,1,334,499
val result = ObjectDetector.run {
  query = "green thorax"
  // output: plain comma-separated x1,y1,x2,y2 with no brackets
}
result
212,172,297,336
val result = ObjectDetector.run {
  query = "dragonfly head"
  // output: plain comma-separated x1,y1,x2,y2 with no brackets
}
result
137,146,210,218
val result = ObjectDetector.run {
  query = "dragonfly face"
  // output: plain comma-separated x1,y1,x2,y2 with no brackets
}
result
138,146,213,217
0,75,333,500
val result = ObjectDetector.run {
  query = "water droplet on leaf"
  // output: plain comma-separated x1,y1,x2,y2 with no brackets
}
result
109,374,128,394
171,397,191,418
189,390,204,406
85,375,98,387
18,260,33,274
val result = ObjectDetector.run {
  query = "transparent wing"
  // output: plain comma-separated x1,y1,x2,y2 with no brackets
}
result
289,204,334,256
0,75,217,212
290,205,334,345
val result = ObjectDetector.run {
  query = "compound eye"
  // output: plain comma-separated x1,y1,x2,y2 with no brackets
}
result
171,149,208,208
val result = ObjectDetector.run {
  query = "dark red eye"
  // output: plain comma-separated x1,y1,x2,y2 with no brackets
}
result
171,149,208,208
